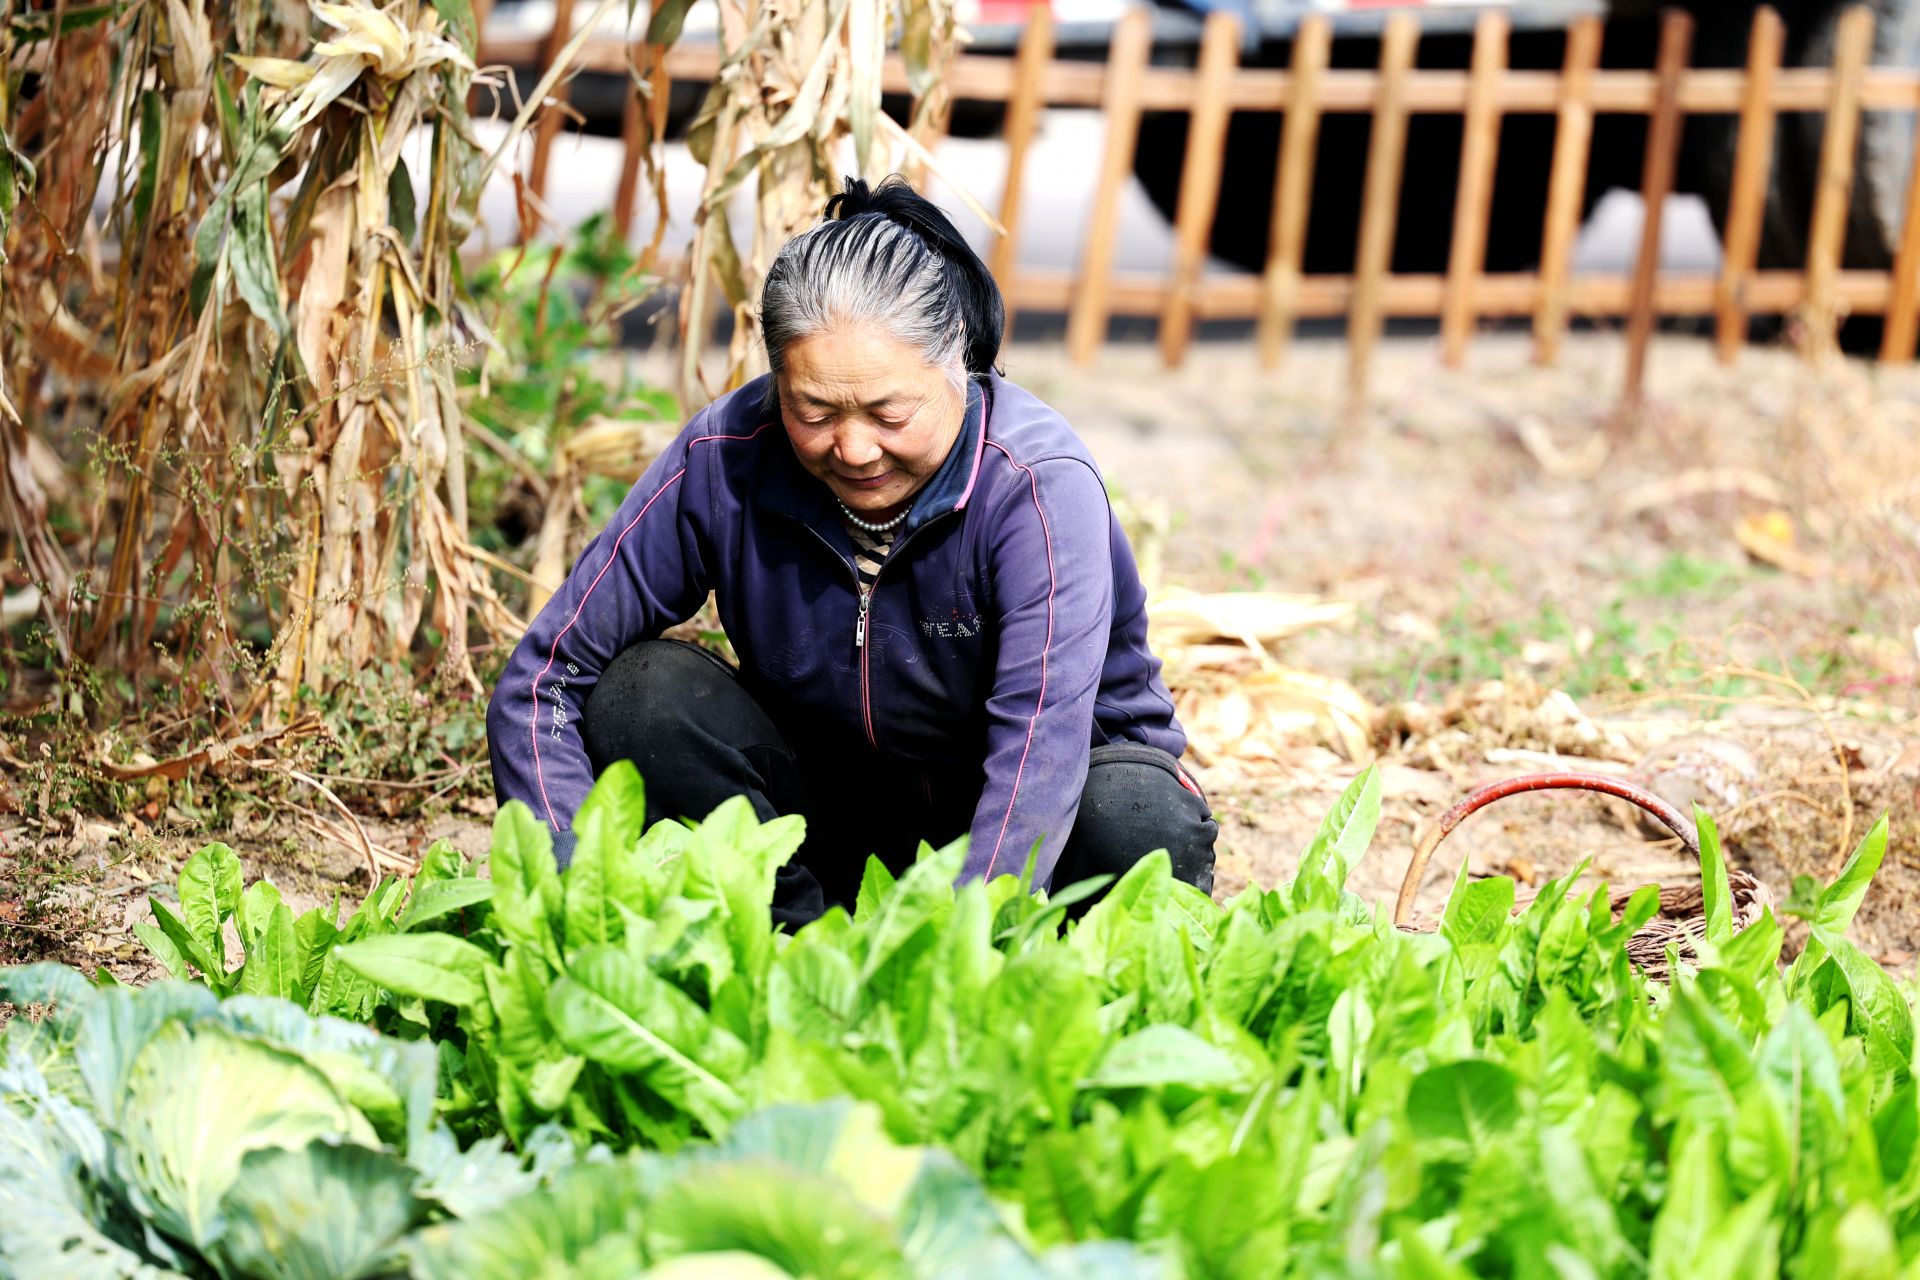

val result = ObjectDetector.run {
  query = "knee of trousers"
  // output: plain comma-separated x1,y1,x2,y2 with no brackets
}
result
1068,744,1218,889
580,639,746,771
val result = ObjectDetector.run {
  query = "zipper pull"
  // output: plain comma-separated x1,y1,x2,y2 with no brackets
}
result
855,588,871,648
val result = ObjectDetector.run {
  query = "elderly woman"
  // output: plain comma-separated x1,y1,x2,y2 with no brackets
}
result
486,176,1215,926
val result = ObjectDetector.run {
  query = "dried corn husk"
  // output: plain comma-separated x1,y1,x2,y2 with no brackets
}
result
527,414,678,614
1151,588,1375,766
1173,665,1375,765
1149,586,1356,654
560,414,679,483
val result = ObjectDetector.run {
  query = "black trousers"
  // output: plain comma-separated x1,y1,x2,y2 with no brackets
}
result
572,640,1217,928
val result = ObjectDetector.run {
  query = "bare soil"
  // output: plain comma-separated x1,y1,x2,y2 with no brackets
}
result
1025,332,1919,964
5,331,1917,978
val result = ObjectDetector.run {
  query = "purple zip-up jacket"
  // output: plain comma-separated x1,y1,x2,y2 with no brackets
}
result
484,370,1185,886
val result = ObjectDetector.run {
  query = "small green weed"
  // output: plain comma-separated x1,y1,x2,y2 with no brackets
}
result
1366,562,1684,702
1627,551,1747,600
1363,553,1885,709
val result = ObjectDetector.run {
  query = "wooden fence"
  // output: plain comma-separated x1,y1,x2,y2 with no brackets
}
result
481,4,1920,403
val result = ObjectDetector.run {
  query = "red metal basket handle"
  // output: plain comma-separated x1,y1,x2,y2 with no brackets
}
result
1392,771,1700,928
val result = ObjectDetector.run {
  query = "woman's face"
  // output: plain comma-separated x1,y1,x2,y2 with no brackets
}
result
776,325,965,523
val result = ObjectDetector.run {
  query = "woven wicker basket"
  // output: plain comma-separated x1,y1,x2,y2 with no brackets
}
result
1392,771,1774,981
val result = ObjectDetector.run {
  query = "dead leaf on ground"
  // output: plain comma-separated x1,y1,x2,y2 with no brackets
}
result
1153,589,1376,766
96,715,324,781
1735,509,1826,578
1174,665,1376,765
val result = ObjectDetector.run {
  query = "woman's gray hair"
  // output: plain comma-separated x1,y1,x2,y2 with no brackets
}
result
760,176,1006,410
762,215,968,401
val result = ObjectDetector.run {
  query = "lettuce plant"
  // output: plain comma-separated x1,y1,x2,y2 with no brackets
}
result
136,838,491,1022
73,757,1920,1277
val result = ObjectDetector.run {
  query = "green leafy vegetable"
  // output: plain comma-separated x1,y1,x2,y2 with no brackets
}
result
26,767,1919,1278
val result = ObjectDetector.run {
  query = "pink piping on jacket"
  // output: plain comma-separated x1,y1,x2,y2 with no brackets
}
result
953,401,989,510
528,425,773,828
982,439,1056,877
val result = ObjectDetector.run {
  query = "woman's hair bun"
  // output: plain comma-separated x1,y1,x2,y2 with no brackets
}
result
823,175,1005,378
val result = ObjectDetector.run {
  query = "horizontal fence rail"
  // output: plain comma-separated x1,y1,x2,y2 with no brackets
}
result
481,4,1920,404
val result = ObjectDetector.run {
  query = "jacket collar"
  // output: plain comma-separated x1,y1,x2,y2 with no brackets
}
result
756,378,988,539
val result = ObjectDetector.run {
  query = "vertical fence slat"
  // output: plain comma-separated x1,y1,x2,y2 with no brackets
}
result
1067,7,1152,366
1713,7,1784,365
1257,16,1331,370
1621,10,1692,406
1160,12,1242,369
1347,13,1419,406
1804,4,1875,351
527,0,578,209
1880,112,1920,360
1440,12,1509,367
1532,16,1601,366
992,9,1055,338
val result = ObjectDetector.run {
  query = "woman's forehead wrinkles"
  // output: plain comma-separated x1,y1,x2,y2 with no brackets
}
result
788,381,913,411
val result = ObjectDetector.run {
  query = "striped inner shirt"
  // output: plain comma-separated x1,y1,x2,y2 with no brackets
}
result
846,518,896,590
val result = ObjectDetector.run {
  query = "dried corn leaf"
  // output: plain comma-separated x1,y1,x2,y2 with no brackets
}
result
847,0,883,177
875,111,1005,236
1243,667,1376,762
529,461,577,616
230,53,314,87
1174,666,1374,765
1150,588,1373,765
1148,587,1356,651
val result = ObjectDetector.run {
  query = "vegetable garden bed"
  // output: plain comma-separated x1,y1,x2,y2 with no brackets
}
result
5,759,1913,1277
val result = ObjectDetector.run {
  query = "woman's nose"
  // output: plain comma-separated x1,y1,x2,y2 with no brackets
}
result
833,425,882,468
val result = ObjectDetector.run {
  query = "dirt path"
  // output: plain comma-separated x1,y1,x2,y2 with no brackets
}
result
5,332,1917,977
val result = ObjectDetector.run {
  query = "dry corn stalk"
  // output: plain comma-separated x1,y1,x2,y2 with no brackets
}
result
225,0,486,698
0,0,544,729
659,0,984,406
0,0,969,745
